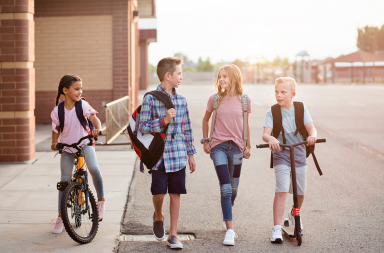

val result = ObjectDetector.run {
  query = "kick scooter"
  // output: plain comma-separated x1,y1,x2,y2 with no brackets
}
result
256,138,326,246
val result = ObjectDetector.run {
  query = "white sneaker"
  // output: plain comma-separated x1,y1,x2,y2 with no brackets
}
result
223,229,238,246
52,217,64,234
222,221,227,231
288,209,303,230
270,225,283,242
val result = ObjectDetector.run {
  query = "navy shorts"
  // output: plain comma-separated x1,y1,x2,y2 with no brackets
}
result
151,161,187,195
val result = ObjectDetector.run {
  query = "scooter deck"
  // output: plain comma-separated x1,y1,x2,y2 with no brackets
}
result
282,225,296,238
282,218,302,238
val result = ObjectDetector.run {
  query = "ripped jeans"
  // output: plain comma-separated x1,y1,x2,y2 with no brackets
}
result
211,141,243,221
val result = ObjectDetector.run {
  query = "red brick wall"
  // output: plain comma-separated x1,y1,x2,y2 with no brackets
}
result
0,0,35,162
34,0,112,17
112,0,129,100
139,39,149,90
35,90,113,124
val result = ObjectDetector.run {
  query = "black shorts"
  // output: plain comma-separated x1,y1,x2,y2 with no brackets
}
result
151,161,187,195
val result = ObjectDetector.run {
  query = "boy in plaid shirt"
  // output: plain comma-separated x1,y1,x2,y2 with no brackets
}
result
139,57,196,249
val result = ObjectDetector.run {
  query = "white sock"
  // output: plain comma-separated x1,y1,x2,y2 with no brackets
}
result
273,225,281,229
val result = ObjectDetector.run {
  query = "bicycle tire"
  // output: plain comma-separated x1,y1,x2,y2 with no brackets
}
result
61,182,99,244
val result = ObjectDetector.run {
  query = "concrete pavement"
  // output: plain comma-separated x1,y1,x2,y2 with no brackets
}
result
118,84,384,252
0,125,136,253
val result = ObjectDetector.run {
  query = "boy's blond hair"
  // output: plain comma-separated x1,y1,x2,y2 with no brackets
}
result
275,77,297,92
157,57,183,81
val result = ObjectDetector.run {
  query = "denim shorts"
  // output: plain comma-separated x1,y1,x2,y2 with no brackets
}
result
151,160,186,195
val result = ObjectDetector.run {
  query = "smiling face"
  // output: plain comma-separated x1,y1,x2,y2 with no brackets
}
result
275,82,295,109
218,69,230,90
167,64,183,88
63,81,83,102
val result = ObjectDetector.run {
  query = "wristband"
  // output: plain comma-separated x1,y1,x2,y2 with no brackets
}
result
161,117,168,127
200,138,210,144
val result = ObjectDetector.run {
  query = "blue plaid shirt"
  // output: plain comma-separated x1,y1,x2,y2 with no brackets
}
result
139,84,197,173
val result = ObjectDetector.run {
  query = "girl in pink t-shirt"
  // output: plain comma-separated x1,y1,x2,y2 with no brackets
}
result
50,74,105,234
202,64,252,246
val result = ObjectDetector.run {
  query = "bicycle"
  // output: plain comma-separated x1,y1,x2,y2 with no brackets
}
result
55,133,101,244
256,138,326,246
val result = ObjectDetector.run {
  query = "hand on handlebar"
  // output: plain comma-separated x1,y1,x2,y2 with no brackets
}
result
306,136,317,146
51,142,58,151
92,129,101,138
269,137,281,151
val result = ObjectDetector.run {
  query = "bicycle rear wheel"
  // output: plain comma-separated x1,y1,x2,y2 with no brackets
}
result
61,182,99,244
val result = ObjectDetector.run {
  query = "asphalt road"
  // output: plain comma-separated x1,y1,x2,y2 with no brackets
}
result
118,84,384,252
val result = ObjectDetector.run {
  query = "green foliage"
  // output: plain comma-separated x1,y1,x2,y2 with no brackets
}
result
149,64,156,73
182,66,196,72
232,59,245,69
197,57,214,72
269,56,290,69
357,25,384,52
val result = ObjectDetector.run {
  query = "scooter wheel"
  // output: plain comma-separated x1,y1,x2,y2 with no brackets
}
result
284,218,289,227
296,232,302,246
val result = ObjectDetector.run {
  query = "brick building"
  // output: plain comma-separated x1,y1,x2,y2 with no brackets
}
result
0,0,157,162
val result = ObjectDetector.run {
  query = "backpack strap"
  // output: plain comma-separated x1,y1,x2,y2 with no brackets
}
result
145,91,174,109
58,101,65,133
209,94,220,144
144,90,175,138
241,93,248,149
293,101,322,176
270,103,286,168
75,99,89,132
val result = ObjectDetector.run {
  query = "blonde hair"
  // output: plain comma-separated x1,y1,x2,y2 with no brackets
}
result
275,77,297,92
157,57,183,81
214,64,243,104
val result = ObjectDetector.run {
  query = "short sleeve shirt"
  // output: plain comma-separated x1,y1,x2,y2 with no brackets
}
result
51,100,97,153
207,94,252,152
263,104,313,167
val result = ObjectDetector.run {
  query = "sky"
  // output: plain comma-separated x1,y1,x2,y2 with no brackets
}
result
148,0,384,65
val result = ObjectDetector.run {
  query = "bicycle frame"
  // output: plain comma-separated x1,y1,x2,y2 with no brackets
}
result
56,134,98,216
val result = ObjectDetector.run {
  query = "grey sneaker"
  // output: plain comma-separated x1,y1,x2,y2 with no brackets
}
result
153,212,165,241
167,235,183,249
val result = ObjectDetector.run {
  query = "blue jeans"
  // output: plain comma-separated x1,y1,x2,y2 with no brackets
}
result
211,141,243,221
58,145,104,213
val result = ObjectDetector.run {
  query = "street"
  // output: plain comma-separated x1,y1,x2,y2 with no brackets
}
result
118,84,384,252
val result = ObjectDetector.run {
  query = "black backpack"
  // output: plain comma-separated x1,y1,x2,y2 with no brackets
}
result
127,91,174,174
270,101,322,175
58,98,98,141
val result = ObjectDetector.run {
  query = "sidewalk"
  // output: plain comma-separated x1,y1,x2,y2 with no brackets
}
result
0,125,136,253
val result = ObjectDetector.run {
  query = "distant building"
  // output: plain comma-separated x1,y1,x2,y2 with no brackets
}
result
328,50,384,84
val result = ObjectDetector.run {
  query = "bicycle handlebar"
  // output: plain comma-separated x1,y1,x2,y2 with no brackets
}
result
256,138,326,149
56,131,102,151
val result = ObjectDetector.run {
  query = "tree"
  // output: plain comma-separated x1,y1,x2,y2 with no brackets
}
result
356,25,384,53
196,57,214,72
232,59,245,69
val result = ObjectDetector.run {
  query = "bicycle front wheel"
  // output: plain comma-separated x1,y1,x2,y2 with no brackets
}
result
61,182,99,244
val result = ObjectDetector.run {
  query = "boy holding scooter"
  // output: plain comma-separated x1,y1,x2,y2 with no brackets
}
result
262,77,317,242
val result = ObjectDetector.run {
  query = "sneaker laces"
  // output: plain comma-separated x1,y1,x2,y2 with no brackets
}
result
51,217,62,226
225,229,238,240
97,201,104,210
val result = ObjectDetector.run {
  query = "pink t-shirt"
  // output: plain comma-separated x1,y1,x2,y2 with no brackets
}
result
207,94,252,152
51,100,97,153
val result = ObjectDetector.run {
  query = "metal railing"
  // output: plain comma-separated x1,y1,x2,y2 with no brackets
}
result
104,96,130,144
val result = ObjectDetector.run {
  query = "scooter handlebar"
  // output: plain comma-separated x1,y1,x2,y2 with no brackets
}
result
256,138,326,149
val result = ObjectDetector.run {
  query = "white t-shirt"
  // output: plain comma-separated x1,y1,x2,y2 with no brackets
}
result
51,100,97,153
